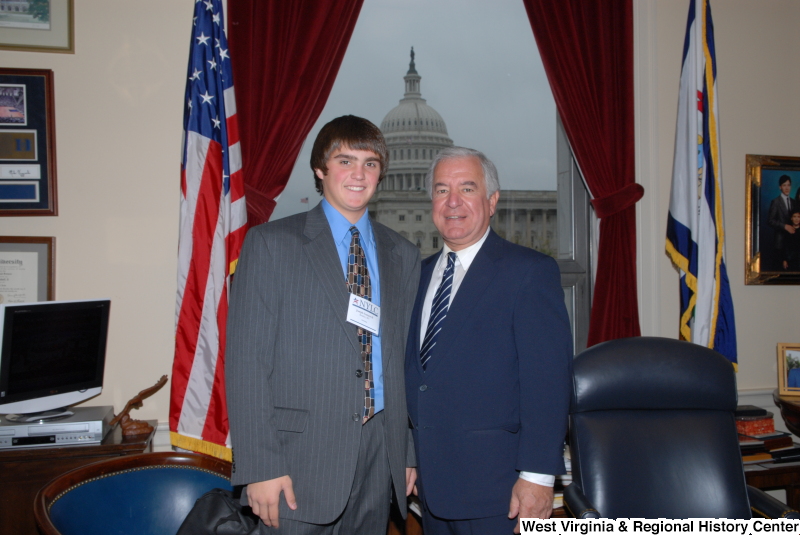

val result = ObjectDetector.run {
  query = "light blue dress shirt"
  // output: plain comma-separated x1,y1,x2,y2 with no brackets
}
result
321,199,384,414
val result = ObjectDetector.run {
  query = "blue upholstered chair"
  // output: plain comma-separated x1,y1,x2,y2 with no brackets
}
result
34,451,233,535
565,336,799,519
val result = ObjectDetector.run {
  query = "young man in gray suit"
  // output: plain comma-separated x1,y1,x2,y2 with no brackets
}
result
226,115,420,534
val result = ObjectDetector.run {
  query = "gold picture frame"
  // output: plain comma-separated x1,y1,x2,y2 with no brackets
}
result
745,154,800,285
0,0,74,54
778,343,800,397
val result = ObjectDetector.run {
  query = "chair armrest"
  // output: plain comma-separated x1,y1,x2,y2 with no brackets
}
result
747,485,800,519
563,483,601,518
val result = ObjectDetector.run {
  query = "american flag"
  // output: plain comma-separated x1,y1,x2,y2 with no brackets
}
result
170,0,247,460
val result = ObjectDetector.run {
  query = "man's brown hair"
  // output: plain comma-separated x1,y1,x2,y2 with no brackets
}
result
310,115,388,194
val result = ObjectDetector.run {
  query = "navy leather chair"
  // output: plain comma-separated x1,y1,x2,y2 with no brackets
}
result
34,451,232,535
565,336,799,519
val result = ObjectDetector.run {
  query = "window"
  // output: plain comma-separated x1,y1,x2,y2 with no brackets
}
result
415,214,422,222
432,236,439,249
399,214,405,222
554,115,592,353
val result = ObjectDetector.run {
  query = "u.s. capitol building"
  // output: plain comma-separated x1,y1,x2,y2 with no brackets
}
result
368,50,557,258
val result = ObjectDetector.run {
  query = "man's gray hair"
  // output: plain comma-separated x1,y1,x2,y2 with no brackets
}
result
425,146,500,199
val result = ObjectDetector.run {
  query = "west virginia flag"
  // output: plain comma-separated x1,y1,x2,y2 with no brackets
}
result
666,0,737,366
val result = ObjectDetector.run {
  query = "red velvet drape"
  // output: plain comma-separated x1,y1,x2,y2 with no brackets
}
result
523,0,643,345
228,0,365,226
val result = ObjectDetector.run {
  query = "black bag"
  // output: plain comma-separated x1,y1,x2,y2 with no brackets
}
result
176,488,260,535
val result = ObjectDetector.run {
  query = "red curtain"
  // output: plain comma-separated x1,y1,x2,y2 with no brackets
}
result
523,0,643,345
228,0,365,226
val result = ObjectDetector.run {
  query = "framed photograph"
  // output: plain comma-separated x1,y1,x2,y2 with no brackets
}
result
0,236,54,303
0,0,74,53
778,343,800,397
0,68,57,216
745,154,800,285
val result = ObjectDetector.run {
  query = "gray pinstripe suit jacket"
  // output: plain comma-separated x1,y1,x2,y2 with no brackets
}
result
225,203,420,525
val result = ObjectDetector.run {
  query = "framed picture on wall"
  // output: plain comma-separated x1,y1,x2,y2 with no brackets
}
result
0,68,57,216
745,154,800,285
778,343,800,397
0,236,54,303
0,0,74,53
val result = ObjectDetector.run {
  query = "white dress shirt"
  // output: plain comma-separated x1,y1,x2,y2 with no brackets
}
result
420,227,555,488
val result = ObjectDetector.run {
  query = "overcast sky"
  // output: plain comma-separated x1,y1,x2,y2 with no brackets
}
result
271,0,556,220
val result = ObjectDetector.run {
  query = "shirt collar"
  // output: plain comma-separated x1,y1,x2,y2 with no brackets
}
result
440,226,491,272
320,198,374,249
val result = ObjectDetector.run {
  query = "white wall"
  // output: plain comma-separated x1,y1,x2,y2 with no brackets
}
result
2,0,798,429
2,0,191,423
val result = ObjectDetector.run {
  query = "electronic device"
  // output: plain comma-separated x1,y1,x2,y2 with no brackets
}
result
0,299,111,418
0,405,113,449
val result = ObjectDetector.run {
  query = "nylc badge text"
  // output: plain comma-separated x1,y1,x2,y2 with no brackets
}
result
520,519,800,535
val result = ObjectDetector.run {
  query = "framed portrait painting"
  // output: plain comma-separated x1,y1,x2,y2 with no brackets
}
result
0,68,57,216
745,155,800,285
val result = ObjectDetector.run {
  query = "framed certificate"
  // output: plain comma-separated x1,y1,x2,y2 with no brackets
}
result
0,236,54,303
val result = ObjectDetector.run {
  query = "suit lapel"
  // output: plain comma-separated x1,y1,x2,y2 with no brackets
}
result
373,223,400,363
423,231,504,377
412,252,439,376
303,204,359,354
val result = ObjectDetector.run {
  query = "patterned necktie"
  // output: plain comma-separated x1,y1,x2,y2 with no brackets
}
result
420,252,456,371
346,227,374,424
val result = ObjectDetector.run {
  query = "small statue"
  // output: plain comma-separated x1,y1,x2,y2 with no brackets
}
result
110,375,168,437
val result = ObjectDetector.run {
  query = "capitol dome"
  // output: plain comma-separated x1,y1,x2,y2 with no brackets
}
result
378,48,453,192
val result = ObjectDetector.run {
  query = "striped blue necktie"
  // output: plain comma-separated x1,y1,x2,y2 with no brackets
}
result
420,252,456,371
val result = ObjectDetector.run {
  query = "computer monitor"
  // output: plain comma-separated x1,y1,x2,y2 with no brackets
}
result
0,299,110,417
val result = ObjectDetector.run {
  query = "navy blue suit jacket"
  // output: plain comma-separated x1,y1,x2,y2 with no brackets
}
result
405,230,573,519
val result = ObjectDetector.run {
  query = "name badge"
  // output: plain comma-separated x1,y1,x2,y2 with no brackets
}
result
346,294,380,335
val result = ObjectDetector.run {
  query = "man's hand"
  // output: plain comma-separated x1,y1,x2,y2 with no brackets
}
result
247,475,297,528
785,224,796,234
508,479,553,534
406,467,418,496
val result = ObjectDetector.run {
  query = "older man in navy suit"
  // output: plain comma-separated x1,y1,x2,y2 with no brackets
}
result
406,147,572,534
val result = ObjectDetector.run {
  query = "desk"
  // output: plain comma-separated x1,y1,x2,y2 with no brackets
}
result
742,390,800,510
0,421,155,535
745,461,800,510
773,389,800,438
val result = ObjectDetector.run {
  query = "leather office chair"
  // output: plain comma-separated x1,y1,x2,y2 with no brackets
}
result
565,336,799,519
34,451,233,535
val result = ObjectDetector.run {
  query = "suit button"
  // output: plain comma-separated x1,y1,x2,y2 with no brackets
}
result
356,370,363,378
419,385,428,391
352,413,360,422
